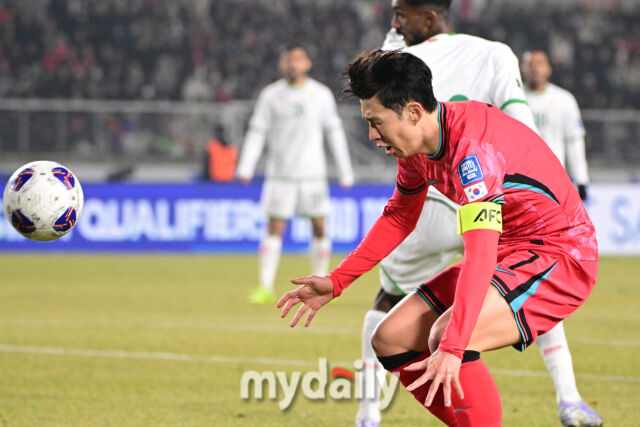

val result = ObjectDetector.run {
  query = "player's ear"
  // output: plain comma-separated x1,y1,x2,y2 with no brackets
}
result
406,102,423,124
422,9,438,33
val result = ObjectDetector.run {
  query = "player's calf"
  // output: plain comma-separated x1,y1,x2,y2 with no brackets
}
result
450,351,502,427
377,350,459,426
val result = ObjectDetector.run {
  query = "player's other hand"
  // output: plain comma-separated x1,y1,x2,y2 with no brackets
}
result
238,176,251,185
404,350,464,407
277,275,334,327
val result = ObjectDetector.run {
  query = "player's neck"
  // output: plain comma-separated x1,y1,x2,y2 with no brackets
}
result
426,22,453,40
419,108,442,157
527,82,548,93
286,76,307,88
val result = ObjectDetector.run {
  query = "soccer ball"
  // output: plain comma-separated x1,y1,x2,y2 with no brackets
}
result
3,160,84,241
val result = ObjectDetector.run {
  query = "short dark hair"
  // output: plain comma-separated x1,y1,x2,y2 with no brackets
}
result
523,47,548,55
283,44,306,53
345,49,438,115
404,0,451,10
279,44,313,60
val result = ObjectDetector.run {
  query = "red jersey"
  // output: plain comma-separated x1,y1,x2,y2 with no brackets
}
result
329,101,597,355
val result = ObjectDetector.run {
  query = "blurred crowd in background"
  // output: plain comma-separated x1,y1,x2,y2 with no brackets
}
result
1,0,639,109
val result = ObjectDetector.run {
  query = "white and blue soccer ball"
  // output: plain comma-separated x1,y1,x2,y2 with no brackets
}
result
3,160,83,241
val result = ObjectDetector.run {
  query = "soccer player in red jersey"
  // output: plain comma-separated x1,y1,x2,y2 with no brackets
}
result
277,49,598,426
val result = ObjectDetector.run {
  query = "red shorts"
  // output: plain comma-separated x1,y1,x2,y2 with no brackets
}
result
416,243,598,351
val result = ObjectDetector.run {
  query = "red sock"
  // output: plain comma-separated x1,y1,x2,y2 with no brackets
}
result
379,350,458,426
451,351,502,427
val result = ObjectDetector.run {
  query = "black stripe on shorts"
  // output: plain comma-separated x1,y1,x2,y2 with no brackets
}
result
491,274,510,296
514,308,534,351
508,250,540,270
415,285,447,316
505,262,557,305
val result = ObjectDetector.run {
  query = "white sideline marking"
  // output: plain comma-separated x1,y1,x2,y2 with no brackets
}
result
2,319,639,347
0,343,638,384
573,337,640,347
0,344,314,367
0,319,360,335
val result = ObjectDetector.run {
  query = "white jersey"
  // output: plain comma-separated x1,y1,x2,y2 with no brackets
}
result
380,188,462,296
525,83,589,185
380,30,537,291
237,78,354,186
384,31,537,131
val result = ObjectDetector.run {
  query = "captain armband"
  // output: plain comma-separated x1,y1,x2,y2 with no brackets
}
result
456,202,503,235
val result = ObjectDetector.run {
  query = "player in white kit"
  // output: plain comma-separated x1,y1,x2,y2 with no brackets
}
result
522,49,590,200
355,2,602,427
237,46,354,305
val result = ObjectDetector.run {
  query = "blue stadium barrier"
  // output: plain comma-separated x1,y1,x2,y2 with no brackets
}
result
0,182,393,253
1,182,638,255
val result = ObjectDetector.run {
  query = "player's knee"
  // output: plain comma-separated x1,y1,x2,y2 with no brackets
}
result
370,321,393,356
310,218,325,238
267,218,287,235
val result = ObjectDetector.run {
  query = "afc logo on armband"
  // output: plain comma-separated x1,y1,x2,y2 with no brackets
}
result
473,208,502,224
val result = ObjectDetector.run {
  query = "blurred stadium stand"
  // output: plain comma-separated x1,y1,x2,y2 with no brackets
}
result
0,0,639,182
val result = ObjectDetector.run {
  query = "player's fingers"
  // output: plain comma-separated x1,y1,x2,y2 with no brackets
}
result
452,375,464,400
290,304,308,328
404,359,427,372
279,296,300,318
425,374,443,407
406,369,432,392
304,308,317,327
290,276,313,285
276,290,296,308
442,376,452,407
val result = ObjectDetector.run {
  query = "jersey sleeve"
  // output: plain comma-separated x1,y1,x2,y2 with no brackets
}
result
452,142,506,206
437,141,504,358
489,43,537,132
236,88,272,179
563,93,589,185
502,101,538,133
328,157,426,297
322,89,355,187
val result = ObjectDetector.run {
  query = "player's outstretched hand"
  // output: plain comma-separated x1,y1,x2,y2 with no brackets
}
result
277,276,333,328
404,350,464,407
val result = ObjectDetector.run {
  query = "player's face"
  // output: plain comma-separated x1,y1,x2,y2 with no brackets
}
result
361,96,421,158
279,48,312,83
522,51,552,90
391,0,429,46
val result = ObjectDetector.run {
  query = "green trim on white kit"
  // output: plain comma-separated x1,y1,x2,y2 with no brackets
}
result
500,99,529,110
380,264,408,296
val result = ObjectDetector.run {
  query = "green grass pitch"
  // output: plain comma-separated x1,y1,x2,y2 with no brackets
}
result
0,255,638,426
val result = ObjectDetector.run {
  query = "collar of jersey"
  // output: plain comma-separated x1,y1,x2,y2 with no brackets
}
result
526,84,547,95
285,78,308,89
427,102,447,160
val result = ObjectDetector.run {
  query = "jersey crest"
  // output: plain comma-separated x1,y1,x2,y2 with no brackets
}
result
458,154,484,187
